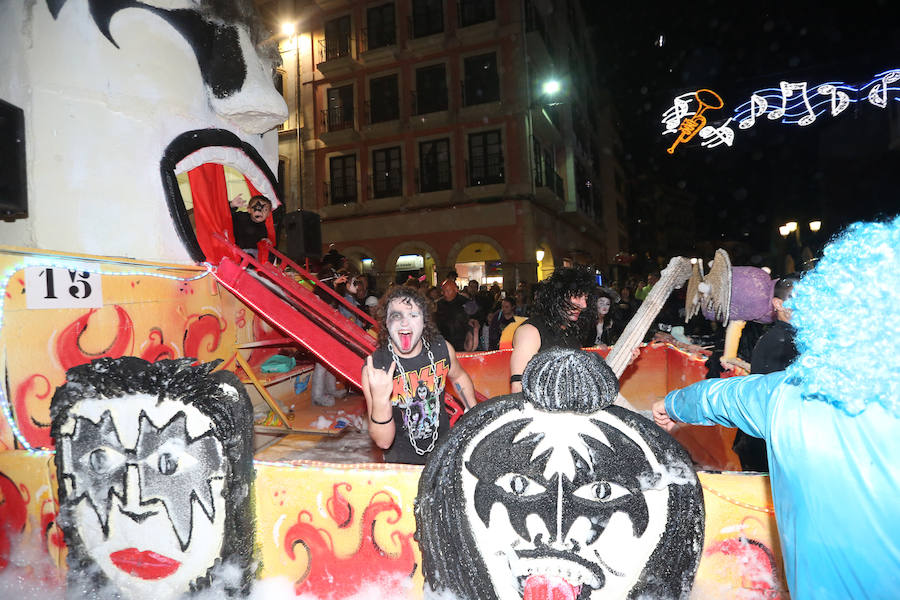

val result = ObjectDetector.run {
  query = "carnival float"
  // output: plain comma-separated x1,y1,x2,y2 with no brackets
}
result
0,1,787,597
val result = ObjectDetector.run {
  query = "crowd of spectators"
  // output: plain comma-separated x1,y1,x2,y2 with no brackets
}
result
310,250,700,356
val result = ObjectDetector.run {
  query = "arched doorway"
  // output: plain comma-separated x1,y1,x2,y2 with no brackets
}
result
454,241,503,288
387,242,440,288
536,244,554,281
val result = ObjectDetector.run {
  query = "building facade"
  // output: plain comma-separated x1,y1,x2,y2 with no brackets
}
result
257,0,627,289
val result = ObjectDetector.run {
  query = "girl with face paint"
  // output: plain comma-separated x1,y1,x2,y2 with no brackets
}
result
362,286,477,464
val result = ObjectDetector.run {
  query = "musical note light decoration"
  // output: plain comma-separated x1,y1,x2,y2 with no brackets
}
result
661,68,900,153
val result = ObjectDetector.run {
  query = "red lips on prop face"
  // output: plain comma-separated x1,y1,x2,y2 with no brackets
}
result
523,574,580,600
110,548,181,580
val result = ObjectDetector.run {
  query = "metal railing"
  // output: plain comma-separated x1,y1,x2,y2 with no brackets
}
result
466,157,505,186
317,36,354,63
359,26,396,52
411,90,448,115
416,165,452,193
458,0,495,27
324,178,358,205
371,170,403,198
321,107,354,132
365,99,399,125
408,11,444,39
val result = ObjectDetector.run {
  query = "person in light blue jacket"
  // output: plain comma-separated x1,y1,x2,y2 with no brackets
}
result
653,215,900,600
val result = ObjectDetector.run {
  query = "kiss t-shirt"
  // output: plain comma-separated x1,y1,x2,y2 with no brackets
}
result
370,336,451,465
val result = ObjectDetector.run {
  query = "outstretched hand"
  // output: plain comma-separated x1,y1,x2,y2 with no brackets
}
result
652,400,678,433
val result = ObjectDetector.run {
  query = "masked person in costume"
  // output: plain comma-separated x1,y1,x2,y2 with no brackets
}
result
363,286,477,464
417,348,704,600
509,266,599,393
654,216,900,599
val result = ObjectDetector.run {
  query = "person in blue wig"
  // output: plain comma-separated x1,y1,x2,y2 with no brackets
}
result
653,215,900,599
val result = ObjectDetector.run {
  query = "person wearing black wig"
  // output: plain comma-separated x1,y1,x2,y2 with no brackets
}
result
508,266,599,393
415,348,704,600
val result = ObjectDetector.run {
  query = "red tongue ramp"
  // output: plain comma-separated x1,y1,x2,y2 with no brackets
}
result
524,574,579,600
213,240,376,389
212,237,490,404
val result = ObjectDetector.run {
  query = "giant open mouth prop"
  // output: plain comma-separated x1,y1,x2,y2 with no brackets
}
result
161,129,282,263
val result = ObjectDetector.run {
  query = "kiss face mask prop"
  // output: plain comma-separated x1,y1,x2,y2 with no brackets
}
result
416,348,704,600
51,357,255,599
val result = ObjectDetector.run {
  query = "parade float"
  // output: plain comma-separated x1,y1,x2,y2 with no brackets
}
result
0,1,787,598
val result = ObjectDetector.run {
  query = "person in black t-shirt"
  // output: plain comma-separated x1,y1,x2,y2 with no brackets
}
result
509,267,598,393
362,286,477,464
435,279,471,352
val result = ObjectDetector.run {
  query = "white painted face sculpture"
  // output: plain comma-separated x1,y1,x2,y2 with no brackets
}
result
0,0,287,262
416,348,704,600
52,358,255,599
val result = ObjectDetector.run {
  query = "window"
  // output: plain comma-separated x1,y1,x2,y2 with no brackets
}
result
463,52,499,106
532,137,543,187
419,138,451,192
373,147,402,198
411,0,443,38
369,75,399,123
325,85,354,131
458,0,495,27
414,64,448,114
468,130,503,186
329,155,357,204
365,3,396,50
324,15,352,60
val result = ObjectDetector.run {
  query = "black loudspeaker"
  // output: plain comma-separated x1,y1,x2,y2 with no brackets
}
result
0,99,27,219
284,210,322,262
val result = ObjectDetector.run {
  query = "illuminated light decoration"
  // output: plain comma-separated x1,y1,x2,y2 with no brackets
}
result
662,68,900,153
665,89,724,154
0,257,213,452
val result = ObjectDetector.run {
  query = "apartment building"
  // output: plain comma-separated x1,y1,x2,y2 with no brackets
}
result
257,0,627,289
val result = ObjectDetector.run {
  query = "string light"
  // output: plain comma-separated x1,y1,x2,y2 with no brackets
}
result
663,67,900,152
0,256,213,452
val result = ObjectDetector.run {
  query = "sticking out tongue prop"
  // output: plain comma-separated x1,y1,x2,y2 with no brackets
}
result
523,574,580,600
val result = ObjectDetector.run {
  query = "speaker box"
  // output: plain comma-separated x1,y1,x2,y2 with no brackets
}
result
284,210,322,262
0,99,27,219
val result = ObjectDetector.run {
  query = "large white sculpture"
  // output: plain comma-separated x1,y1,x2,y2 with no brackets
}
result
0,0,287,262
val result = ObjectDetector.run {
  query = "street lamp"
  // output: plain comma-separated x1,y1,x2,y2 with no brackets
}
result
536,249,545,262
542,79,561,96
809,220,822,232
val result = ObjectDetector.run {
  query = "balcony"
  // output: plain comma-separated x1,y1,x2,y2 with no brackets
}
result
524,0,553,69
316,37,360,76
324,179,358,206
362,100,400,136
410,91,451,128
534,169,565,208
371,170,403,199
407,13,445,54
359,27,400,65
320,107,359,145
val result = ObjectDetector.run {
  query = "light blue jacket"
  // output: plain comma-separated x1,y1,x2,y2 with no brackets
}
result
666,371,900,599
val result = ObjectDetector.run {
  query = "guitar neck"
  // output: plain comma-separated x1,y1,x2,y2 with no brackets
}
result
606,258,691,377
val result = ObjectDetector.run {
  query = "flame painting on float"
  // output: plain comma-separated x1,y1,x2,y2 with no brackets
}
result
416,348,704,600
51,358,255,599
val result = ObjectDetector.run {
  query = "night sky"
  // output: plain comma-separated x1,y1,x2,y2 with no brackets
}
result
589,1,900,261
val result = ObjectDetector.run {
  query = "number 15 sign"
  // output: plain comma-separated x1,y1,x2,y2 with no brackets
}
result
25,267,103,309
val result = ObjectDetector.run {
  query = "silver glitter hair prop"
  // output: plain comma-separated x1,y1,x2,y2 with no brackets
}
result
522,347,619,412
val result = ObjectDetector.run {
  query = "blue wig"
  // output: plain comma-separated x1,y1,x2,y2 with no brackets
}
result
785,215,900,416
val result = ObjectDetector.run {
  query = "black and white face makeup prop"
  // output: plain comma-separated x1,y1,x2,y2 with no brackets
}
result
416,348,704,600
52,357,255,599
